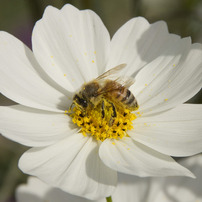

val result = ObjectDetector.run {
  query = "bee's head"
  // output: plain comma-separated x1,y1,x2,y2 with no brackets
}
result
73,94,88,108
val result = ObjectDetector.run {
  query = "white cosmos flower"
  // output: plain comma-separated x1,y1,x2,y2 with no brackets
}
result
0,3,202,200
16,155,202,202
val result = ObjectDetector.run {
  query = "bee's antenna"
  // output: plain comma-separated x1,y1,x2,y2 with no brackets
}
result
65,102,75,115
70,102,75,110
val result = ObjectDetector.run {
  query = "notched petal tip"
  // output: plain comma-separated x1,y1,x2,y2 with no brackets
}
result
61,3,79,12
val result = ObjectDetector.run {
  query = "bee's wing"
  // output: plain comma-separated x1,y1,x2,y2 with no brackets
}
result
95,64,135,95
96,64,127,81
97,81,121,95
97,77,135,96
114,76,135,88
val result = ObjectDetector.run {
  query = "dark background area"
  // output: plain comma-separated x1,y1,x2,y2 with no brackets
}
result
0,0,201,201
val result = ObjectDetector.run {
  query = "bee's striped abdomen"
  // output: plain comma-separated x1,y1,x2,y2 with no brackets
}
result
104,80,138,111
121,89,138,110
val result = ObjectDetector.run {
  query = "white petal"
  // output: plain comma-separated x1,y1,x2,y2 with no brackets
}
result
16,177,105,202
153,155,202,202
0,32,70,112
0,105,76,147
107,17,179,75
132,40,202,116
16,177,50,202
112,173,162,202
112,155,202,202
99,137,194,177
131,104,202,157
19,134,117,200
32,4,110,91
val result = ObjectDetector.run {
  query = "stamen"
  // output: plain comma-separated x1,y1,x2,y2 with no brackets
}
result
68,99,137,141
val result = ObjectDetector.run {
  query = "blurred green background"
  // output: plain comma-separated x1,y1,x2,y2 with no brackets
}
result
0,0,201,201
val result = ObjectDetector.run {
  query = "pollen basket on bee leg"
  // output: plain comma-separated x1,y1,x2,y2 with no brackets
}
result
67,99,137,141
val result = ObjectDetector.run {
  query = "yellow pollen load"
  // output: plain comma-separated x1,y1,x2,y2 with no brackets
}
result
68,99,137,141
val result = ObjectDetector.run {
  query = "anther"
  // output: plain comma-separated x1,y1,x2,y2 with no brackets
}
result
101,100,105,118
111,103,117,117
123,112,127,117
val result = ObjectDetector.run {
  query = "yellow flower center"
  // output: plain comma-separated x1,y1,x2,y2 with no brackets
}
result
67,99,137,141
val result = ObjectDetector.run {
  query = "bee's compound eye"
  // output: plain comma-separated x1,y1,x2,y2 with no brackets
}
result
74,95,88,108
80,98,87,108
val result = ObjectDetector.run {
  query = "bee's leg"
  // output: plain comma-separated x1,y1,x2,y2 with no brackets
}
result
101,100,105,118
109,102,117,126
111,102,117,118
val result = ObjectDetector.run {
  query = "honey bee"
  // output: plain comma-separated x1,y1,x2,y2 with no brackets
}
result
72,64,138,117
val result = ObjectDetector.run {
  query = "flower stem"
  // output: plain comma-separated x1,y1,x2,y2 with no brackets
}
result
106,196,112,202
